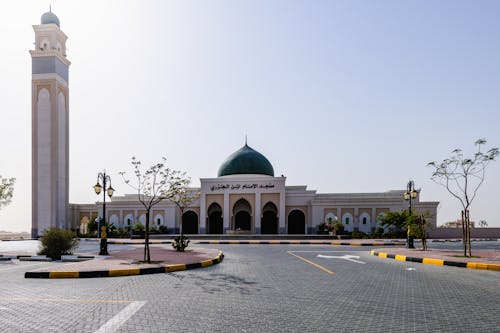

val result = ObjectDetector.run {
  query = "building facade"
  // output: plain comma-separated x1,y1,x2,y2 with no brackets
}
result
71,144,439,235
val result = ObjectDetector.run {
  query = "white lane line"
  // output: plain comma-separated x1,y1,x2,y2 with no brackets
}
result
317,254,366,264
94,301,146,333
290,250,366,253
0,262,50,271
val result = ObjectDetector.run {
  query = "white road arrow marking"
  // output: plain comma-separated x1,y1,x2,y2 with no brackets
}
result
317,254,366,264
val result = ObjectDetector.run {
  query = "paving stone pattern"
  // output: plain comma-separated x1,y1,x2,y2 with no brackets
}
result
0,244,499,332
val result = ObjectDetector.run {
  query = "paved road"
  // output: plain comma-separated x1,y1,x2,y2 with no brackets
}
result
0,244,499,332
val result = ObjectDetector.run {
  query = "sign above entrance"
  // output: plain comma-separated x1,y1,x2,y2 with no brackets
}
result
210,183,276,192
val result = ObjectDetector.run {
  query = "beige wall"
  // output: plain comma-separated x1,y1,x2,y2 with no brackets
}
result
229,194,255,215
261,193,280,211
206,194,224,211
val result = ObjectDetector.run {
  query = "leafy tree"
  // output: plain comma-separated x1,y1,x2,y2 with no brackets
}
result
0,176,15,209
428,139,499,256
120,157,190,263
379,211,410,230
380,210,431,249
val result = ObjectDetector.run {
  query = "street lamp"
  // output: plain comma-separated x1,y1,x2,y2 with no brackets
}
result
404,180,418,249
94,171,114,255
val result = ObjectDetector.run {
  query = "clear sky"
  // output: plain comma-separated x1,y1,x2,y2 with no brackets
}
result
1,0,499,232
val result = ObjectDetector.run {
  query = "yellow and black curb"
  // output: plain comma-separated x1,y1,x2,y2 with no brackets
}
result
107,240,404,246
370,250,500,272
24,251,224,279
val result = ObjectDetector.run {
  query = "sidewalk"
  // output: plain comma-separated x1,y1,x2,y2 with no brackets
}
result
24,247,223,279
371,248,500,271
99,238,405,246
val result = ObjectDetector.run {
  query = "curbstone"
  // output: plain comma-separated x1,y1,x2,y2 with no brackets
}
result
370,250,500,272
19,256,52,262
25,251,224,279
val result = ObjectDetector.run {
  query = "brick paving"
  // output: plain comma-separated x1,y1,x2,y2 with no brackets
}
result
0,244,499,332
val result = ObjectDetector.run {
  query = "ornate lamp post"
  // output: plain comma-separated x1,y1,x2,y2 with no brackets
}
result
94,171,114,255
404,180,418,249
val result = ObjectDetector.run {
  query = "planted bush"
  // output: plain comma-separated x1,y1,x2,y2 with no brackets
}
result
172,234,190,252
38,227,79,260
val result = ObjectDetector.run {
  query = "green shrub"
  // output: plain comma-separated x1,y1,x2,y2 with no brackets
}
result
159,225,168,234
172,234,190,252
38,228,79,260
351,231,367,239
133,223,145,232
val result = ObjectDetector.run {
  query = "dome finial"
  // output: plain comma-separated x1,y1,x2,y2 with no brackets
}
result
245,134,248,146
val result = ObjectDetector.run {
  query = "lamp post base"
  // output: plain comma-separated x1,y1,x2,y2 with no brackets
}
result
406,236,415,249
99,238,109,255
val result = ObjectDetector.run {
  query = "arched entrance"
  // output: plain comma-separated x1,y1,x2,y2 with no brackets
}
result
233,199,252,231
208,203,223,234
261,202,278,234
182,211,198,234
288,210,305,234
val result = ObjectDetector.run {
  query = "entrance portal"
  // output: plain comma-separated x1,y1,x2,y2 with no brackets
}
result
261,202,278,234
182,211,198,234
233,199,252,231
208,203,223,234
288,210,305,234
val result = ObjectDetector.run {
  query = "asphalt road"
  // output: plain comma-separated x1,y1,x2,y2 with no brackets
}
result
0,243,499,332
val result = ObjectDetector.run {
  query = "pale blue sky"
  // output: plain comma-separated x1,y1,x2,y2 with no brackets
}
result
1,0,499,231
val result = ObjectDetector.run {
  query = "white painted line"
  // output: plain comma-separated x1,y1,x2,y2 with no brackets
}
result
290,250,366,253
94,301,146,333
0,262,50,271
317,254,366,264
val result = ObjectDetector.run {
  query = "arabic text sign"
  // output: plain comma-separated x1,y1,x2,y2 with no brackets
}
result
209,183,276,192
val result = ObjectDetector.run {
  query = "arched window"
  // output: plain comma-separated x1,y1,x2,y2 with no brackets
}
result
342,213,354,232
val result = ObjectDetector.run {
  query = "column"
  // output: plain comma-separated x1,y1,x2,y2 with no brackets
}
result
254,192,261,234
279,191,286,234
223,193,230,232
354,207,359,232
372,207,377,231
200,194,206,234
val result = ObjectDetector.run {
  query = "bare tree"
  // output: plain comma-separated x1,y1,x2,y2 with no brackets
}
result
428,139,499,256
0,176,15,209
478,220,488,228
120,157,190,263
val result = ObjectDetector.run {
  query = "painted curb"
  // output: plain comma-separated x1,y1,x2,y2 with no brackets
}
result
0,255,95,262
106,240,404,246
24,251,224,279
370,250,500,272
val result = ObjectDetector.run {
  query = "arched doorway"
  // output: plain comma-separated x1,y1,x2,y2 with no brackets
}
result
288,210,305,234
261,202,278,234
208,203,223,234
182,211,198,234
233,199,252,231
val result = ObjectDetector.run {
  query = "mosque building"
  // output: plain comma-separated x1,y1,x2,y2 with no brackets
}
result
71,142,439,235
30,10,439,237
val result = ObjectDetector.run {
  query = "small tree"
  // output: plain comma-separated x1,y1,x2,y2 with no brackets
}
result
478,220,488,228
120,157,190,263
0,176,15,209
428,139,499,256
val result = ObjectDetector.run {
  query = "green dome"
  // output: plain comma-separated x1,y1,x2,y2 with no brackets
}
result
218,144,274,177
41,10,60,27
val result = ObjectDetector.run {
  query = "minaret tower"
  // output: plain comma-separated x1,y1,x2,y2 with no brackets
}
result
30,9,70,237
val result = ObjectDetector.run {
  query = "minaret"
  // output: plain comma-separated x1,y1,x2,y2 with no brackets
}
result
30,9,70,237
